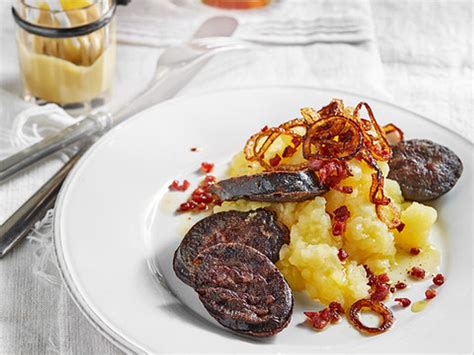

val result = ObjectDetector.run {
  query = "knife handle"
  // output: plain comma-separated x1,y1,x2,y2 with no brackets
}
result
0,147,85,258
0,111,111,183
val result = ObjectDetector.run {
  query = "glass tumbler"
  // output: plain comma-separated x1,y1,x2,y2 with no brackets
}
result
13,0,117,112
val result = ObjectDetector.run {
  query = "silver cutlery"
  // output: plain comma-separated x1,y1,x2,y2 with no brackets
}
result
0,16,252,258
0,16,249,183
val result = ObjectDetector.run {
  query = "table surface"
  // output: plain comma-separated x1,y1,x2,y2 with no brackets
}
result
0,0,472,354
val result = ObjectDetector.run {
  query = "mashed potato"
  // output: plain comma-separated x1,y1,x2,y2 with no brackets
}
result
215,139,438,308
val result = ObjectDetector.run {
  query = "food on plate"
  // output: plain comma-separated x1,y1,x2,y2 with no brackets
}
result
173,209,289,286
387,139,463,201
210,170,328,202
348,299,394,335
172,99,461,337
304,301,345,330
194,243,293,337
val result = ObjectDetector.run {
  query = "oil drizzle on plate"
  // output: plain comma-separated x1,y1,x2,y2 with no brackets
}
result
389,246,440,283
411,300,429,313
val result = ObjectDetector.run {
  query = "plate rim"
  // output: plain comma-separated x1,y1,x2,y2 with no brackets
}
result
53,84,473,353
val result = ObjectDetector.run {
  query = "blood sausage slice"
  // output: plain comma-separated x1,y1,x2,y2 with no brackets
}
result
173,209,289,286
194,243,293,337
388,139,463,201
211,170,328,203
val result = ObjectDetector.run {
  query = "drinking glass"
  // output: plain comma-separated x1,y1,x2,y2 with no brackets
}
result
13,0,117,112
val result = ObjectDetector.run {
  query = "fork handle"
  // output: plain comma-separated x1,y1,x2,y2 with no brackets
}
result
0,147,85,258
0,111,111,183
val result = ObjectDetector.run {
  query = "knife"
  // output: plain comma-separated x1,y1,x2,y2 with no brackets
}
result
0,16,239,258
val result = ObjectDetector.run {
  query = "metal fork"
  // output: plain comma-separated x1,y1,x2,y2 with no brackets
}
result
0,16,255,257
0,21,253,183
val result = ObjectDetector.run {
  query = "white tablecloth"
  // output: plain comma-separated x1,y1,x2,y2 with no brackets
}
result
0,0,472,354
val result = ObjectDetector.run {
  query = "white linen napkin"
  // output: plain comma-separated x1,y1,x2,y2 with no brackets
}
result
117,0,375,46
0,0,387,353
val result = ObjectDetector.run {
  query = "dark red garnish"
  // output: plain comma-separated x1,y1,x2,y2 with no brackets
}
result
200,162,214,173
305,302,344,331
410,248,421,255
333,185,353,194
377,273,390,284
269,154,282,167
304,309,330,330
311,159,352,189
337,248,348,261
178,201,196,212
331,205,350,236
425,289,437,300
394,298,411,308
408,266,426,280
328,302,345,322
394,281,407,290
169,179,190,192
396,222,405,232
261,125,269,132
190,147,198,152
433,274,445,286
371,283,390,302
291,136,302,147
177,175,218,213
364,266,391,302
282,145,297,158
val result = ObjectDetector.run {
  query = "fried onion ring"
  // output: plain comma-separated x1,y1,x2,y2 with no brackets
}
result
348,299,394,335
303,116,363,160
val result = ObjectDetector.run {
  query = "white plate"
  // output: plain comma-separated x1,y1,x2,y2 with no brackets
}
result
54,86,472,353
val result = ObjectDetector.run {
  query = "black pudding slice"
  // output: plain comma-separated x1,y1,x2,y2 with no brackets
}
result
193,243,294,337
388,139,463,201
173,209,289,286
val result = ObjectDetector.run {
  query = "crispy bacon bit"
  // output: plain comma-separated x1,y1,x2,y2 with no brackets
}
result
177,175,218,213
304,309,330,330
348,299,394,335
364,265,376,285
408,266,426,280
425,289,437,300
364,266,391,302
337,248,349,262
261,125,269,132
433,274,445,286
282,145,297,158
395,281,407,290
304,302,345,331
169,179,190,192
328,302,345,322
396,222,405,232
394,298,411,308
310,159,352,188
377,273,390,284
200,162,214,174
333,185,353,194
269,154,282,167
410,248,421,255
291,136,302,147
331,206,350,236
371,283,390,302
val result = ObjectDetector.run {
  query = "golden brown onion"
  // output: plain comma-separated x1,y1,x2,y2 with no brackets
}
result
303,116,363,160
348,299,394,335
383,123,404,146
